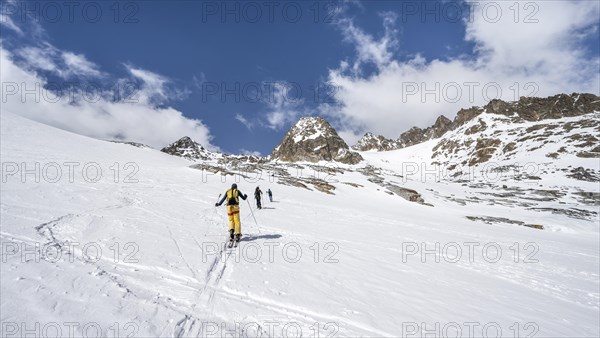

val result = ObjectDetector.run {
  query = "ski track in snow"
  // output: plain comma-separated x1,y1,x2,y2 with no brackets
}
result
1,112,599,337
215,286,394,336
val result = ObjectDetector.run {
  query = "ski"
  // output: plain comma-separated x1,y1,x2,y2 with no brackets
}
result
227,239,234,249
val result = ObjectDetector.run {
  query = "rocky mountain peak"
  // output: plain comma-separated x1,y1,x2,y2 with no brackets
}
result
397,114,453,148
270,116,363,164
160,136,213,161
433,115,453,132
352,132,400,151
288,117,338,141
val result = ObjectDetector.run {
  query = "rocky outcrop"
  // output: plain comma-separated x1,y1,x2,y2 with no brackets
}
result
270,117,363,164
398,115,452,148
451,106,484,129
109,140,151,148
394,93,599,151
161,136,213,161
352,132,400,151
398,127,426,148
430,94,600,168
468,138,502,166
484,93,600,121
425,115,453,139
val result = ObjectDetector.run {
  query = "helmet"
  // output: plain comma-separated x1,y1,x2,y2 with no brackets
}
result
231,183,237,189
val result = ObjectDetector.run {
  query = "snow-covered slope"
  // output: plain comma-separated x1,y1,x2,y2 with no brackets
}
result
360,110,599,231
431,111,600,168
1,112,599,337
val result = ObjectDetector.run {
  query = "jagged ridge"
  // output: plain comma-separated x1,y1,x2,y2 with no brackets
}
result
353,93,600,152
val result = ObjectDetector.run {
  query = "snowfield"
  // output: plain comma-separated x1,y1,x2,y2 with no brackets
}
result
1,112,599,337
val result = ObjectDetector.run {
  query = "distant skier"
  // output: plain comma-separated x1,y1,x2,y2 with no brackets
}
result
215,183,248,243
254,186,263,209
267,188,273,202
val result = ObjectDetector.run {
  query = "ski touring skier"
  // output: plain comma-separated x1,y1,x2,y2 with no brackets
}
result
215,183,248,246
254,186,263,209
267,188,273,202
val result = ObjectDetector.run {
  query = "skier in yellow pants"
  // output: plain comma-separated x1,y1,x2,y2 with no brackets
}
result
215,183,248,243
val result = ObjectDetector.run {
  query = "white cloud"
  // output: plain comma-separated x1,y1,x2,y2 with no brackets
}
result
239,149,262,156
13,44,105,79
0,0,23,35
263,82,305,130
126,66,169,104
1,6,211,149
235,113,256,130
14,45,59,74
62,51,104,78
0,13,23,35
1,47,215,149
125,65,191,105
192,73,206,89
323,1,600,145
337,11,398,74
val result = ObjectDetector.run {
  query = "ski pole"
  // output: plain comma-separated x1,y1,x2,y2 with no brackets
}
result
246,199,261,233
211,193,223,230
212,194,221,216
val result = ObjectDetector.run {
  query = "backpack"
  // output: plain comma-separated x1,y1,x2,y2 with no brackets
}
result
227,189,239,205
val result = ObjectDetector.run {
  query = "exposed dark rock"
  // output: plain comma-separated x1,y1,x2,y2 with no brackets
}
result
528,207,598,220
567,167,599,182
352,132,399,151
426,115,453,139
576,151,600,158
188,163,254,180
451,107,484,129
466,216,544,230
385,183,428,205
572,191,600,206
270,117,363,164
464,119,487,135
398,115,452,148
468,138,502,166
395,93,599,151
484,93,600,121
276,176,336,194
342,182,363,188
503,142,517,154
161,136,213,161
357,166,430,205
109,140,151,148
398,127,426,148
218,154,265,168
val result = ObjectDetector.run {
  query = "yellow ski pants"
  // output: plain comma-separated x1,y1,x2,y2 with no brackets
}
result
227,205,241,234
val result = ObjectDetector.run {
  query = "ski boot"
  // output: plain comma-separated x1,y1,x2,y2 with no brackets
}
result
227,229,235,248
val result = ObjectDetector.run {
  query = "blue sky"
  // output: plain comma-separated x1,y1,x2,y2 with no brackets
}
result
1,0,599,154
